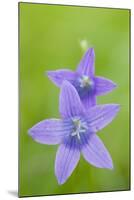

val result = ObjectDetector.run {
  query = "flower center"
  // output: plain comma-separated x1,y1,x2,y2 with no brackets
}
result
71,117,88,140
79,75,93,88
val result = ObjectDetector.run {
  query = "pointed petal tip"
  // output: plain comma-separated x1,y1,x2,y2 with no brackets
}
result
57,177,66,185
28,128,36,139
105,103,120,111
44,71,49,76
87,47,95,56
113,82,117,88
106,159,114,170
106,104,121,116
46,70,61,78
87,47,94,51
77,47,95,77
103,165,114,170
55,142,80,185
117,104,120,109
46,71,53,80
28,128,33,136
98,161,114,170
94,77,117,96
46,70,54,78
46,70,50,75
112,82,117,91
113,104,120,112
99,154,114,170
46,69,77,88
109,164,114,170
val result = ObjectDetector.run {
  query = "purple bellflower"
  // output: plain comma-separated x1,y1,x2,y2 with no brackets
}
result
47,48,116,108
28,81,120,185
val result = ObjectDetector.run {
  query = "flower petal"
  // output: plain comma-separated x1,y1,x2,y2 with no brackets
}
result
81,94,96,109
47,69,76,87
94,76,117,96
81,133,113,169
77,48,95,77
28,119,72,145
55,138,80,184
59,81,84,118
87,104,120,132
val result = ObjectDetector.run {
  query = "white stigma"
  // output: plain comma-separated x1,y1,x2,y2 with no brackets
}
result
71,117,88,140
79,75,93,88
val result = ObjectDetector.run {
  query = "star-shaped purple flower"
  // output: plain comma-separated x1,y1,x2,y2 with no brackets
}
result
28,81,120,185
47,48,116,109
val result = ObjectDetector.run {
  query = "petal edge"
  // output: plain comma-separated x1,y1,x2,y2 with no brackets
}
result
28,119,72,145
47,69,76,87
77,48,95,77
59,81,84,118
87,104,120,132
81,133,113,169
94,76,117,96
55,138,80,184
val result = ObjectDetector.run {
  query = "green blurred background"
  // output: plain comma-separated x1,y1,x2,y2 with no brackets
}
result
19,3,130,197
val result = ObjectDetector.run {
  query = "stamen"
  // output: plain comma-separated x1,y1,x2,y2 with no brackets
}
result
79,75,93,88
71,117,88,140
